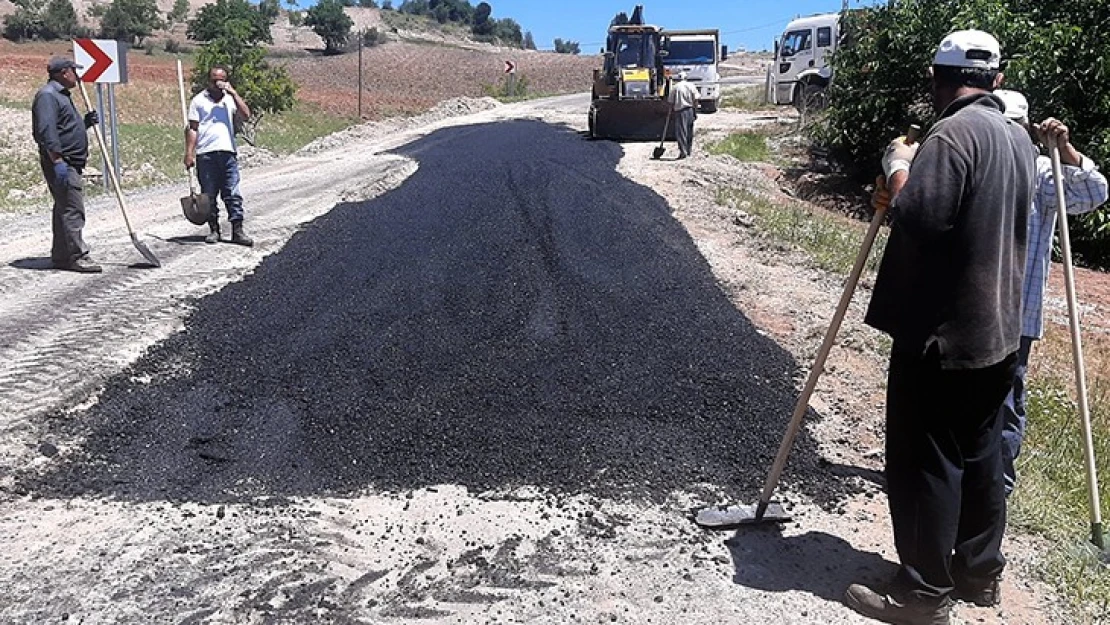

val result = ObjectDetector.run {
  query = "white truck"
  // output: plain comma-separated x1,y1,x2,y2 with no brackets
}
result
661,29,728,113
764,12,840,112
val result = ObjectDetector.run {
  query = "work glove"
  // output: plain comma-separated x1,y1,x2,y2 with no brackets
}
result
872,175,892,213
52,161,69,186
881,136,919,179
83,110,99,129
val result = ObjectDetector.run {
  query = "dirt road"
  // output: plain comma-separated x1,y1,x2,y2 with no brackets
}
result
0,94,1070,623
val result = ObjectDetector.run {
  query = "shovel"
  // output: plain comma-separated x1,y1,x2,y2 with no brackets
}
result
177,59,211,225
1050,142,1104,550
696,127,920,530
652,106,673,160
75,80,161,268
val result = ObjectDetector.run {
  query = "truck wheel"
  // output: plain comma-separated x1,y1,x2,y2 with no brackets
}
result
795,83,827,114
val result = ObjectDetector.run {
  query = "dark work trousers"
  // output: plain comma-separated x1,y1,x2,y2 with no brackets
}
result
41,163,89,265
885,341,1018,602
1000,336,1034,496
674,107,696,157
196,150,244,224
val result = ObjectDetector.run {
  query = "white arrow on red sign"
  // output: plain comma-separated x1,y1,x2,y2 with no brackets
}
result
504,60,516,74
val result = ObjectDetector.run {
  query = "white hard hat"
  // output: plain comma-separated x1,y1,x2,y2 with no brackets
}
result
994,89,1029,121
933,30,1001,70
676,71,687,81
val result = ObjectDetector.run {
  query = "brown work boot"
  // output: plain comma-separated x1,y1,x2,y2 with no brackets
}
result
230,221,253,247
845,583,951,625
205,222,220,244
954,576,1001,607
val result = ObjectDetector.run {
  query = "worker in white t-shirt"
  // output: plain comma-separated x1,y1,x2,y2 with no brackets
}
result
667,72,699,159
184,65,254,246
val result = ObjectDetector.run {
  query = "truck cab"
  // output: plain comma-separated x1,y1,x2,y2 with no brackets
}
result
661,29,727,113
765,13,839,112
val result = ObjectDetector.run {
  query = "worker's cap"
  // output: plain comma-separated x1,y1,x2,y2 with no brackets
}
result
933,30,1001,70
994,89,1029,122
47,56,82,73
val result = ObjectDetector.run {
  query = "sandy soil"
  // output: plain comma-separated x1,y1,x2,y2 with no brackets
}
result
0,89,1093,624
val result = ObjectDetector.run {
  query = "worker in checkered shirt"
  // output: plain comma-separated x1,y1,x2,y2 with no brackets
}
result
993,89,1109,496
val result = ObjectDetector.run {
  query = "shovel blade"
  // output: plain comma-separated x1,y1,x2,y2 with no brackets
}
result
652,147,665,160
130,232,161,268
694,502,791,530
180,193,212,226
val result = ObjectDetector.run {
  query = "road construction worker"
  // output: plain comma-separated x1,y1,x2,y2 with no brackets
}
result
845,30,1037,625
32,56,101,273
184,65,254,247
991,89,1109,496
668,71,699,159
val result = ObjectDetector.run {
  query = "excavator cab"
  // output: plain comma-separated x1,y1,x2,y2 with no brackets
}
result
588,7,674,141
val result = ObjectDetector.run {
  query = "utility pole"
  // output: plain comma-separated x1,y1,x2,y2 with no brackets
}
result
357,29,363,119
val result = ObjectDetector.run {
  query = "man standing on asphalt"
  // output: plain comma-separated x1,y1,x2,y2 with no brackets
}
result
32,56,101,273
668,71,699,159
184,65,253,246
844,30,1037,625
991,89,1109,496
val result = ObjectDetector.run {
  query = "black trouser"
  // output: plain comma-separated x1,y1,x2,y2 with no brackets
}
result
41,162,89,265
885,341,1017,602
674,107,696,157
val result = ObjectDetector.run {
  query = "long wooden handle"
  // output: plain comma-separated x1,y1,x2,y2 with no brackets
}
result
76,79,135,236
755,203,887,517
176,59,199,196
1050,143,1104,549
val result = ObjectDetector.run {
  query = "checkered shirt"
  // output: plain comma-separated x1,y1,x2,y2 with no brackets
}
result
1023,154,1109,339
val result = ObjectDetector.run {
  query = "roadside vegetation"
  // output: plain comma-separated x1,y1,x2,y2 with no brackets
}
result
708,131,771,163
820,0,1110,269
720,85,769,113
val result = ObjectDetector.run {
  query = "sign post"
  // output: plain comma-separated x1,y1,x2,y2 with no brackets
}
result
73,39,128,185
504,60,516,97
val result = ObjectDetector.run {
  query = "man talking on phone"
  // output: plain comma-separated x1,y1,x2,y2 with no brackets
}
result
184,65,254,246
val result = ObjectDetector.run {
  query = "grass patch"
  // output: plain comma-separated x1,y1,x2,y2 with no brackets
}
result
715,186,887,276
1010,378,1110,621
254,102,354,155
720,85,769,112
708,131,771,162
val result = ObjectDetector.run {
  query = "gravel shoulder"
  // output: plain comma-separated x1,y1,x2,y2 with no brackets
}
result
0,93,1074,624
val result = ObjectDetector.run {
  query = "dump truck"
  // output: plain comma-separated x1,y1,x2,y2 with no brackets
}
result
588,5,673,141
661,29,727,113
764,12,840,113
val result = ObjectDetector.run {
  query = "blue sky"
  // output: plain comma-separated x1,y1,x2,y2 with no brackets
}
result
481,0,882,53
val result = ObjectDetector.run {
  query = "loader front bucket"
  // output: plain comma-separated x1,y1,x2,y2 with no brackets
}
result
588,99,674,141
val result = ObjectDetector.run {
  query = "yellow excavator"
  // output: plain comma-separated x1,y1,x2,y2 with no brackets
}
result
588,5,674,141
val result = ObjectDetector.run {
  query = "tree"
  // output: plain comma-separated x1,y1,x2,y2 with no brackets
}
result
191,35,297,122
96,0,163,45
357,0,378,7
41,0,78,39
257,0,281,23
821,0,1110,264
188,0,272,45
553,38,579,55
305,0,353,54
381,0,393,9
166,0,190,28
522,30,535,50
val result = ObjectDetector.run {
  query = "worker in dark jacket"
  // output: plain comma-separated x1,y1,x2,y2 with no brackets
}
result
32,56,100,273
844,30,1037,625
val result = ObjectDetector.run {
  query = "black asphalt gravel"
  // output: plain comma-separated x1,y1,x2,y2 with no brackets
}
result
16,120,854,506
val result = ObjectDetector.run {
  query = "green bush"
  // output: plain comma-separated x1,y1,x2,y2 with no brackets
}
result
187,0,272,45
821,0,1110,265
305,0,353,55
94,0,163,45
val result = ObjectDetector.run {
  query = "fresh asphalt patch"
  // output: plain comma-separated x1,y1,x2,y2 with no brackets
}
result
13,120,855,508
